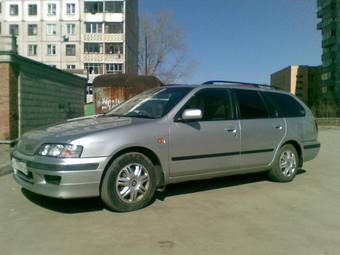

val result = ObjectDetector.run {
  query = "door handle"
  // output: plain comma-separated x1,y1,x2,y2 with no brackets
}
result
224,128,237,135
275,125,283,130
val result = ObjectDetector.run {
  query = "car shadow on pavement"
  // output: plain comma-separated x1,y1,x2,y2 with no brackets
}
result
20,169,306,213
156,169,307,201
21,189,104,214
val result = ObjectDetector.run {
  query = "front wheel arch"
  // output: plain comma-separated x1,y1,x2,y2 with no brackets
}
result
99,146,165,194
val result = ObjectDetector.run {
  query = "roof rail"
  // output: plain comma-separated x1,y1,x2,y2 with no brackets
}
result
202,80,278,90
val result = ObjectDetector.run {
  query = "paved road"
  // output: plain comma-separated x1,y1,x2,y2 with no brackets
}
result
0,129,339,255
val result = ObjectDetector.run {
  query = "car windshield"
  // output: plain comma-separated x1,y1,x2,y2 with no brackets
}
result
105,87,193,119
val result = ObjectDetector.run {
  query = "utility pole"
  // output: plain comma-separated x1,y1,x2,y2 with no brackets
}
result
144,36,148,75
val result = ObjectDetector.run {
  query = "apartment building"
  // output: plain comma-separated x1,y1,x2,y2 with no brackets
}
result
271,65,322,114
0,0,138,83
317,0,340,115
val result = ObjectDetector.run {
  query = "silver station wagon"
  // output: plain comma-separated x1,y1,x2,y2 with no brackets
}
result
12,81,321,212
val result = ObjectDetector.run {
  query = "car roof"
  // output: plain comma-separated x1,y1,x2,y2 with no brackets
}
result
162,83,288,94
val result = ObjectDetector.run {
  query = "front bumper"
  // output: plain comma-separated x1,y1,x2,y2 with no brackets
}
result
12,150,109,199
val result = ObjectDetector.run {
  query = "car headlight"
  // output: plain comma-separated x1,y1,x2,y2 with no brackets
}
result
38,144,83,158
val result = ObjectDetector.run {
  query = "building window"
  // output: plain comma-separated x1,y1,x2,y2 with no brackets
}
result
28,44,37,56
85,22,102,33
321,72,331,81
105,43,123,55
47,3,56,15
28,24,38,36
66,44,76,56
66,24,75,35
28,4,37,16
66,3,75,15
66,64,76,69
47,44,56,55
84,43,103,54
105,1,123,13
49,65,57,68
105,63,123,73
9,5,19,16
84,63,101,74
9,24,19,36
47,24,57,35
104,22,123,33
84,2,103,14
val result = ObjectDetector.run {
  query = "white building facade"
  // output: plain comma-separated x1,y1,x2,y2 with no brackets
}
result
0,0,138,82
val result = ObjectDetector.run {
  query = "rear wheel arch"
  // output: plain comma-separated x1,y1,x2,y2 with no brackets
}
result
281,140,303,167
100,146,165,193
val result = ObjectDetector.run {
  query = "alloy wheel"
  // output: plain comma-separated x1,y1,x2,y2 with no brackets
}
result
279,150,297,177
115,163,150,203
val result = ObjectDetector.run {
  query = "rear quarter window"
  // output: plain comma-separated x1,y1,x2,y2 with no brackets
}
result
267,92,306,117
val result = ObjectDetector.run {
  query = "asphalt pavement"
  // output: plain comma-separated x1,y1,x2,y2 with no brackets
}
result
0,129,339,255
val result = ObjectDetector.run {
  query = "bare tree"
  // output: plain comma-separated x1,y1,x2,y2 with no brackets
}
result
139,11,197,84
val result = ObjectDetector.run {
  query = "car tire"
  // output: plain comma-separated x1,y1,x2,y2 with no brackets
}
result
269,144,299,182
100,152,157,212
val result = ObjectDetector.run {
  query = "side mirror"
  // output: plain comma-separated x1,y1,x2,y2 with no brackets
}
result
181,109,203,121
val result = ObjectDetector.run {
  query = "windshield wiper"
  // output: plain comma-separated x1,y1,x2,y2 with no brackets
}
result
126,114,156,119
102,113,126,117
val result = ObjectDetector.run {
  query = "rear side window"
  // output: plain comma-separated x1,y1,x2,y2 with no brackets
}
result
233,89,268,119
267,92,306,117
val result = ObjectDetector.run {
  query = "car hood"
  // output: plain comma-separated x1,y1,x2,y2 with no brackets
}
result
16,115,146,155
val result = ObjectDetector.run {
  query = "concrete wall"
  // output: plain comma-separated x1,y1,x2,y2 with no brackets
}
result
271,65,324,115
0,36,86,142
125,0,139,74
271,66,292,92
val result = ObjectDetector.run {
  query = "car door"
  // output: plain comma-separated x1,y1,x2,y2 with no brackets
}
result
232,89,286,169
169,88,241,177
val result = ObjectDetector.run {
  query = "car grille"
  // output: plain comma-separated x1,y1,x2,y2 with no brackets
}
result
15,169,34,184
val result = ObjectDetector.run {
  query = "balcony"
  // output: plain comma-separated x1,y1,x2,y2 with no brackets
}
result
317,2,337,18
322,78,336,87
322,51,334,61
83,53,124,62
322,64,336,73
317,19,336,30
83,33,124,42
317,0,330,8
322,37,336,48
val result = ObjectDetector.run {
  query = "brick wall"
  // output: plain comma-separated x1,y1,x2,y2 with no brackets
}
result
0,62,18,141
0,63,11,140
